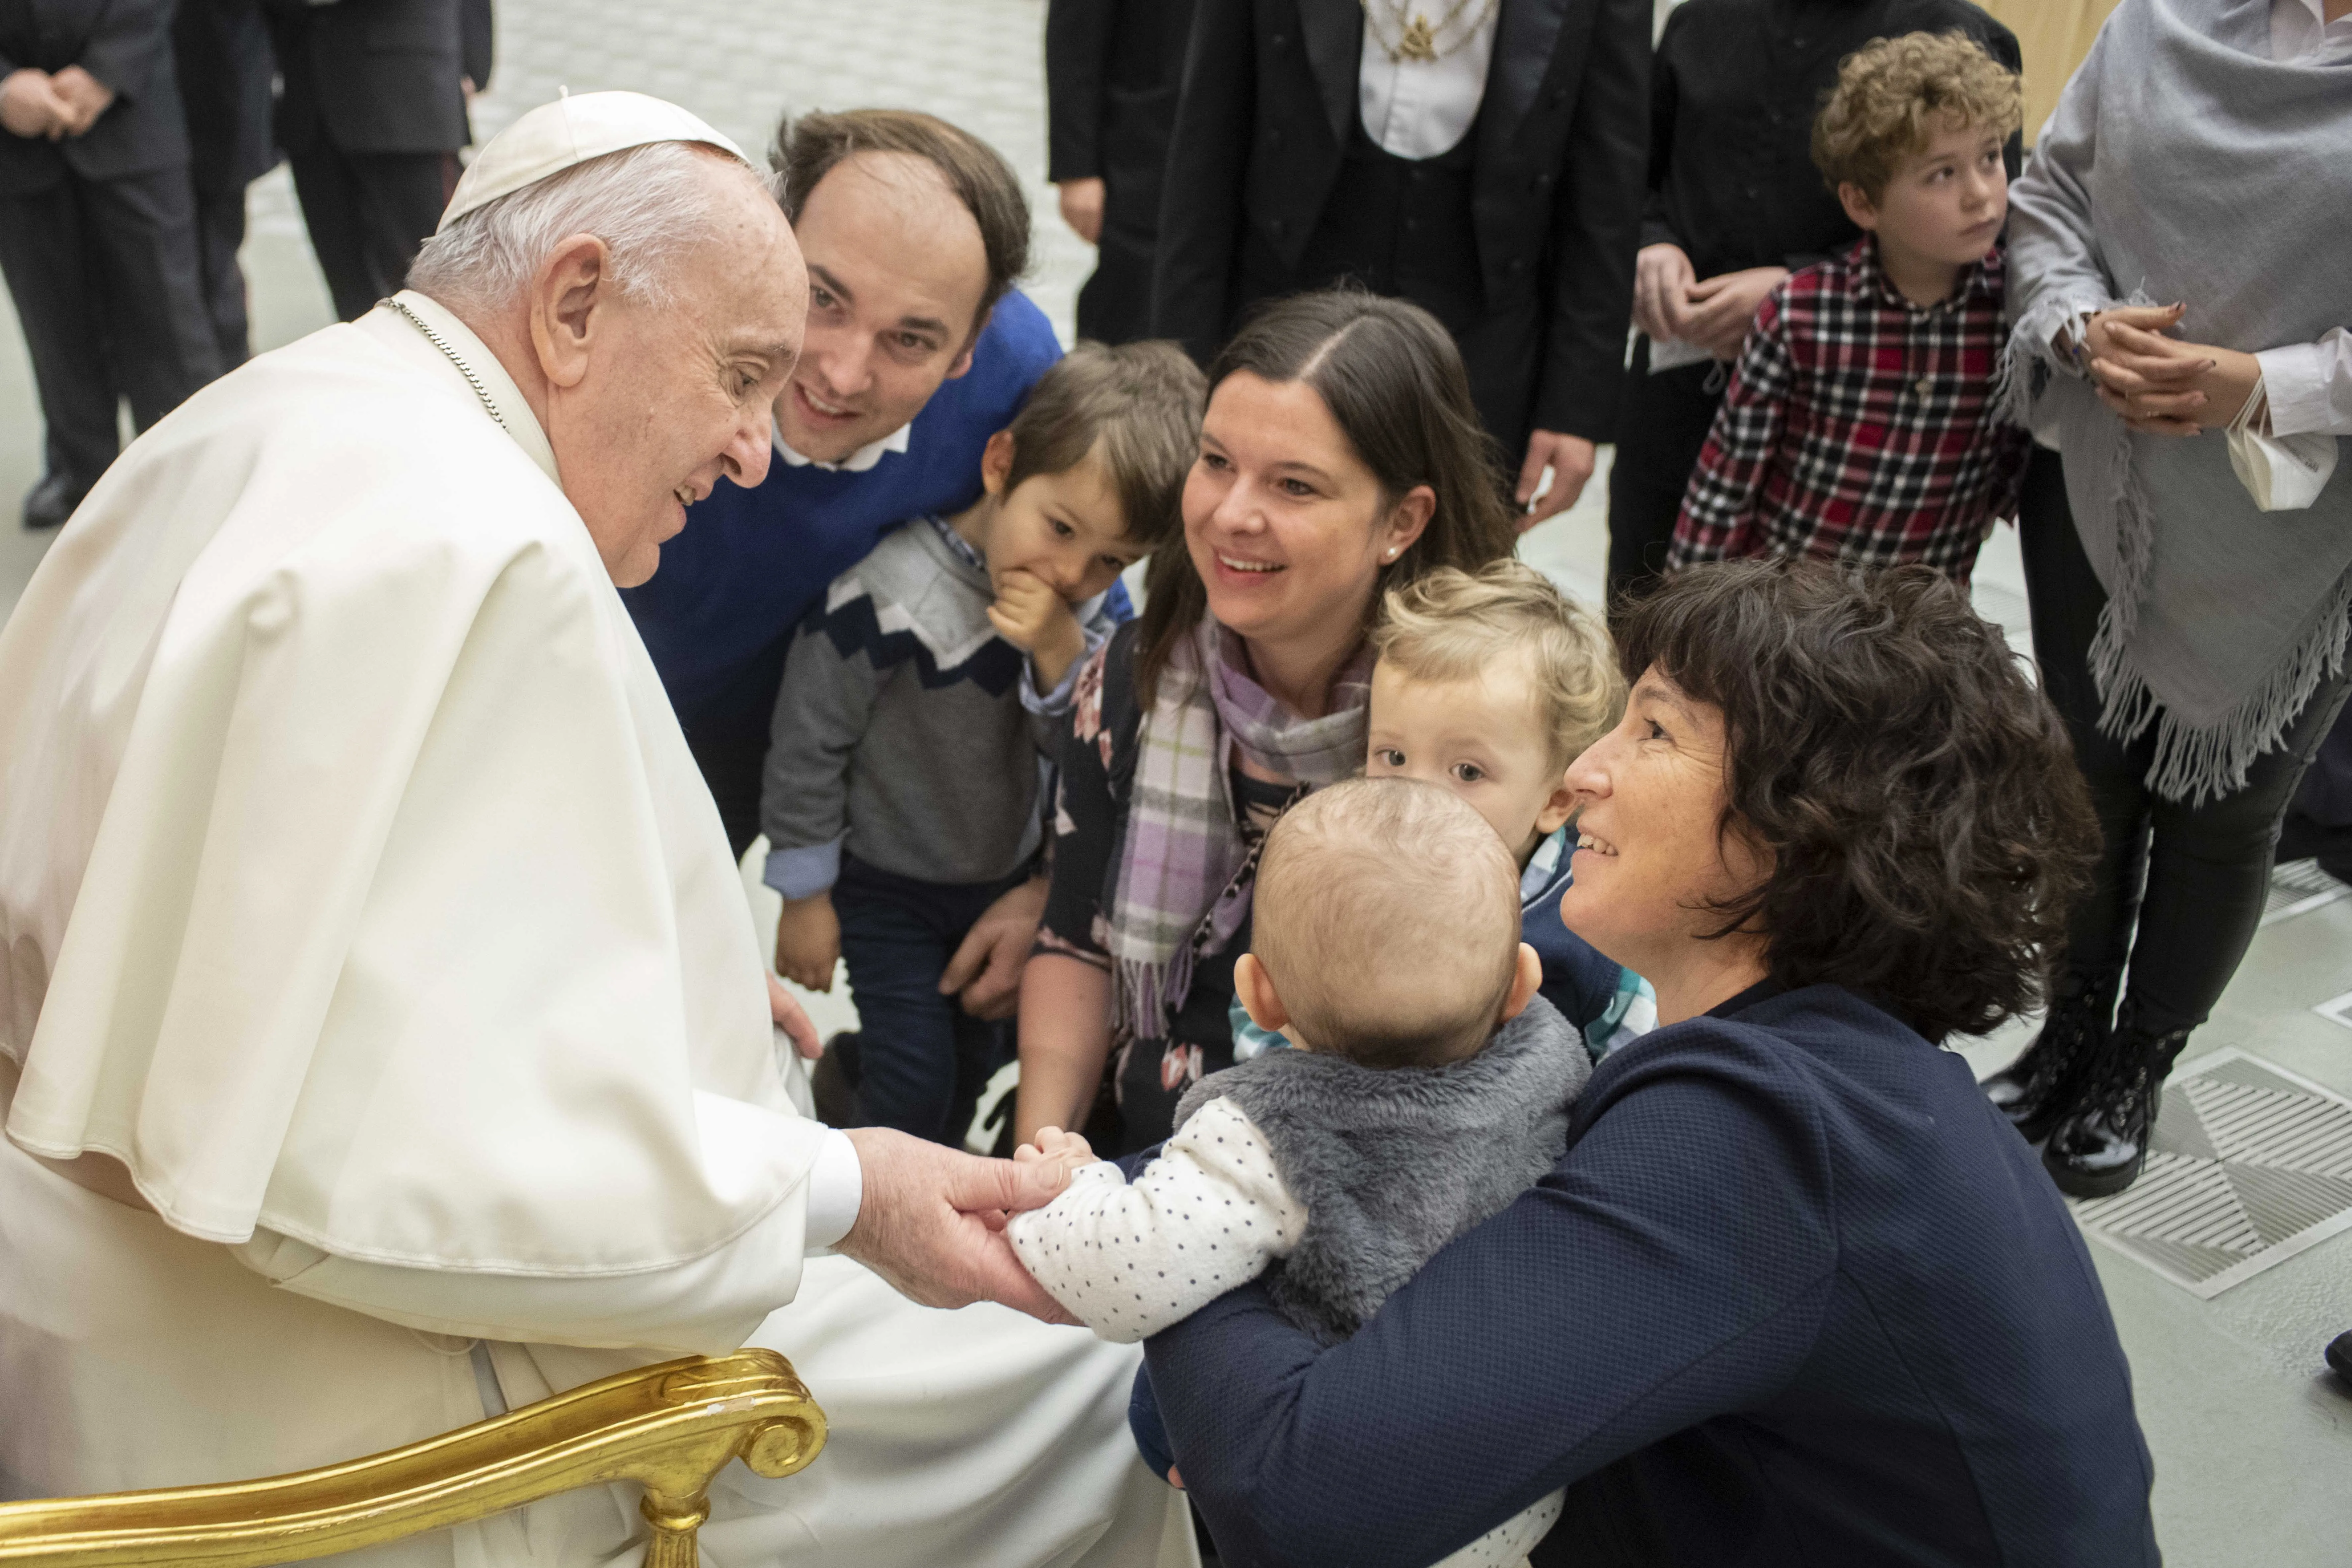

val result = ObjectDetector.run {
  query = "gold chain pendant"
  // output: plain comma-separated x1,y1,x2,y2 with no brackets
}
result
1396,12,1439,61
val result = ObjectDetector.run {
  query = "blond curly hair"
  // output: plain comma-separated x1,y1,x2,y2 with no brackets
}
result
1371,560,1624,769
1812,31,2021,200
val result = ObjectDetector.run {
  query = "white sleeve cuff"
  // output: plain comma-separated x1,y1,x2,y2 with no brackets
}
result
803,1129,863,1251
2256,330,2352,438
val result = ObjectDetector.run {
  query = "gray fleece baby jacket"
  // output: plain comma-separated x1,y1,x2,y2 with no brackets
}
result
1170,995,1592,1346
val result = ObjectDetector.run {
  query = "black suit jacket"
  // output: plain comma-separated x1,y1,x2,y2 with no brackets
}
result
1152,0,1650,442
459,0,491,92
0,0,189,194
173,0,274,194
1047,0,1191,191
268,0,469,157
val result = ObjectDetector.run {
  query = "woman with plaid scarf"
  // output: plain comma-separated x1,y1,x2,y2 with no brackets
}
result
1012,290,1520,1155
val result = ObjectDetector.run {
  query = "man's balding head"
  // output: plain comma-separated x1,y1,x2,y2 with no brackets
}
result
1249,779,1530,1068
767,109,1029,463
410,141,808,588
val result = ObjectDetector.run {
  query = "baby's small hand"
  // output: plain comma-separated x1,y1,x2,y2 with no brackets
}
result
988,570,1087,691
1015,1125,1098,1174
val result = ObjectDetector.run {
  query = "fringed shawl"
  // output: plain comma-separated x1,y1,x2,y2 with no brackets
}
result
2004,0,2352,803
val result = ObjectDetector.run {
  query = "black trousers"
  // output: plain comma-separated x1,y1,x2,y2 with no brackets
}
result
687,723,767,861
0,166,221,494
1605,339,1723,605
2019,447,2352,1035
1077,224,1156,345
833,856,1025,1147
1076,177,1159,345
286,143,453,322
192,181,254,366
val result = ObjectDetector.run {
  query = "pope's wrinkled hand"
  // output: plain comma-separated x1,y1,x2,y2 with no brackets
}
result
837,1128,1082,1322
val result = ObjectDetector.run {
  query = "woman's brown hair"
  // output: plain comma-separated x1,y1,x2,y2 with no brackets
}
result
1618,560,2099,1041
1133,289,1519,704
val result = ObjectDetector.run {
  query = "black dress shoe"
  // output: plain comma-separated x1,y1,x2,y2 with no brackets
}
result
2326,1331,2352,1386
21,472,88,531
1983,967,2119,1144
2044,999,2192,1199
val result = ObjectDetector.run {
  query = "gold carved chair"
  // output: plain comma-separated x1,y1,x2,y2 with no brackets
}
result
0,1350,824,1567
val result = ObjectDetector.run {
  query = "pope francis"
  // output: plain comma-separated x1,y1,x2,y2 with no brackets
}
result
0,93,1188,1567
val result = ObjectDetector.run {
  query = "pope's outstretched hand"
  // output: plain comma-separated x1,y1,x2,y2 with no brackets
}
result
837,1128,1081,1322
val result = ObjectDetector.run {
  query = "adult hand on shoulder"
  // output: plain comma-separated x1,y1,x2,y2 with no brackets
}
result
1057,178,1106,246
1516,431,1597,530
47,66,113,136
2085,305,2259,437
0,69,67,140
939,873,1048,1022
1683,266,1788,361
838,1127,1081,1320
1632,243,1697,343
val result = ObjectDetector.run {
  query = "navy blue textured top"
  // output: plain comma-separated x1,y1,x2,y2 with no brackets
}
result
621,290,1065,743
1144,983,2159,1568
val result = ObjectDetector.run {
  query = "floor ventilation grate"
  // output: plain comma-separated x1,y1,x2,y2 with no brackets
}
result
2069,1050,2352,1298
2261,859,2350,926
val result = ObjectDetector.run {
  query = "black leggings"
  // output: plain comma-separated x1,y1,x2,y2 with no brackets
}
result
2019,447,2352,1035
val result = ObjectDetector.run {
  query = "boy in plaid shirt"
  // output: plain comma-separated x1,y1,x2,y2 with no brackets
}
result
1670,32,2029,585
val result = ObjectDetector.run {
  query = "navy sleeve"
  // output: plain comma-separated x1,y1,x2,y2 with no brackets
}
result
1144,1024,1841,1568
1522,879,1622,1031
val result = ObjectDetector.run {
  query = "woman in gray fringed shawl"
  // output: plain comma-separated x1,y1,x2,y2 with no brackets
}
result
1989,0,2352,1200
1014,290,1519,1155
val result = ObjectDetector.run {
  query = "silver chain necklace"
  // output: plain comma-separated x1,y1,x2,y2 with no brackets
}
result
384,297,507,430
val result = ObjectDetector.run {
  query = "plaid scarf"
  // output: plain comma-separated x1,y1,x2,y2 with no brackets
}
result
1108,617,1371,1041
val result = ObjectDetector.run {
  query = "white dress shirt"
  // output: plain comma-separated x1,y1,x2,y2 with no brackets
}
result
1356,4,1500,159
2251,0,2352,437
776,420,913,474
2272,0,2352,63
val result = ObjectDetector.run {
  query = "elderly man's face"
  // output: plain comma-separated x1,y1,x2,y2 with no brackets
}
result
774,151,992,465
549,159,807,586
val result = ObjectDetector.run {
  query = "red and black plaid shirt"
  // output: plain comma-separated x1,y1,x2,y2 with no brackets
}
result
1670,237,2031,586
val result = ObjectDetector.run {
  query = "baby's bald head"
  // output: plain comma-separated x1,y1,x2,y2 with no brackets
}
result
1252,779,1525,1068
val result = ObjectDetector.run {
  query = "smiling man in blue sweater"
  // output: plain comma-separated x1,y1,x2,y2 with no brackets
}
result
625,108,1104,1015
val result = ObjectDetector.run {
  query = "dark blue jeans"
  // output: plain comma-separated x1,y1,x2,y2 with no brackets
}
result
834,855,1026,1145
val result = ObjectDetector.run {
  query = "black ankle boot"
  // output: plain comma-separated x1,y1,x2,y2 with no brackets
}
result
2042,1000,2192,1199
1983,969,2119,1144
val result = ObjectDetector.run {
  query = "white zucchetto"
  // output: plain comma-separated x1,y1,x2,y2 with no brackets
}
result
439,89,749,231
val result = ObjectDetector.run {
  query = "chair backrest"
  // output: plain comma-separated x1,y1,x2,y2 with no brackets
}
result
0,1350,825,1567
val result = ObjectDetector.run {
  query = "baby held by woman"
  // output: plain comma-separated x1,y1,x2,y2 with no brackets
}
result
1009,775,1592,1568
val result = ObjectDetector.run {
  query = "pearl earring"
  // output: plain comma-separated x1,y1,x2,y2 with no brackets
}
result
1384,548,1398,561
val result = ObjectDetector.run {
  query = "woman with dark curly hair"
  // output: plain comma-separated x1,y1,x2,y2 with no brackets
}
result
1134,561,2158,1568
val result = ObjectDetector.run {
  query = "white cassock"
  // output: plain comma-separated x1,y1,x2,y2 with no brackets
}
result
0,291,1191,1568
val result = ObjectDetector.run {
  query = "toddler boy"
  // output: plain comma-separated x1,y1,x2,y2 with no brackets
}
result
1009,779,1589,1566
1670,31,2031,586
1366,561,1654,1059
763,340,1204,1144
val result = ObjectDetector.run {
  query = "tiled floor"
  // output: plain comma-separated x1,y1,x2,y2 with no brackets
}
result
1,3,2345,1559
